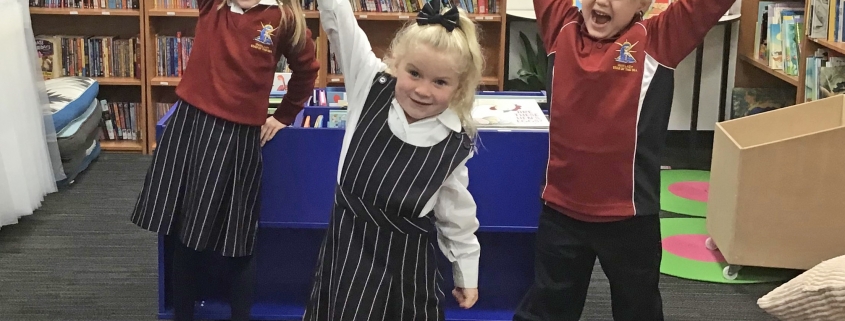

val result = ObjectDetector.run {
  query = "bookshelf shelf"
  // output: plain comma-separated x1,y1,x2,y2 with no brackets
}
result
100,140,145,152
29,7,141,16
147,8,199,16
150,77,180,86
737,54,799,86
148,8,320,18
810,38,845,56
96,77,144,86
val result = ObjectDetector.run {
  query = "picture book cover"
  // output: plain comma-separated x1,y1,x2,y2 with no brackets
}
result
818,65,845,98
730,88,797,119
471,99,549,128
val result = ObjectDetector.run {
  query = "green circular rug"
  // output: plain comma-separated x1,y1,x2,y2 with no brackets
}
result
660,218,798,284
661,169,710,217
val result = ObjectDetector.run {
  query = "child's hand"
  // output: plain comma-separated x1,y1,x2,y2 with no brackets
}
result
260,116,287,146
452,287,478,309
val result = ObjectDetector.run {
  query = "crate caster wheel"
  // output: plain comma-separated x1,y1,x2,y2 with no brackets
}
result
705,237,718,251
723,265,742,280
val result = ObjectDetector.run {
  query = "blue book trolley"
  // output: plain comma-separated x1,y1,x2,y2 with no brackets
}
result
155,102,549,320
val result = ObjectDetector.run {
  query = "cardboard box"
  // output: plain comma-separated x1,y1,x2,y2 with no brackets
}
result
707,95,845,271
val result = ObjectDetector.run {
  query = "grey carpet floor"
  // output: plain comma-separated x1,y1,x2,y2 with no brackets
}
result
0,153,785,321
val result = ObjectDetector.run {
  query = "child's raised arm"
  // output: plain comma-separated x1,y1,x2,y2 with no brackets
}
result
644,0,737,68
318,0,384,104
433,156,481,294
533,0,580,54
273,27,320,124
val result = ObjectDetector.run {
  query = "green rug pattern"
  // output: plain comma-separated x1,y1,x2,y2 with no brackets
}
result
660,169,710,217
660,218,798,284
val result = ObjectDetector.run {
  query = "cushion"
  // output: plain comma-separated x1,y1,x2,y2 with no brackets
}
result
60,129,99,164
45,76,99,132
758,255,845,320
57,98,102,155
58,140,101,186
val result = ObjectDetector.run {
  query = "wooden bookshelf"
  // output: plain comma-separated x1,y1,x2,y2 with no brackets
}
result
31,0,507,154
737,54,799,86
101,140,146,152
734,0,845,104
809,38,845,56
29,6,148,153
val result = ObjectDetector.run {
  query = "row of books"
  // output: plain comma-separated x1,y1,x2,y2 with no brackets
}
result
754,1,804,76
809,0,845,43
804,49,845,101
152,0,198,9
155,33,194,78
310,0,497,14
29,0,138,9
35,35,141,80
99,99,141,141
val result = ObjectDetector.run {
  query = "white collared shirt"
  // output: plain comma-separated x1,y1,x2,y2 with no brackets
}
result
318,0,481,289
228,0,276,14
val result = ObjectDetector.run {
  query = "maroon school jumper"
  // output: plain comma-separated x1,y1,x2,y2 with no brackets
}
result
176,0,319,126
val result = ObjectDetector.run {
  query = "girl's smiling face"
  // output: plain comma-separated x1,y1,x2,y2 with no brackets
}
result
581,0,650,39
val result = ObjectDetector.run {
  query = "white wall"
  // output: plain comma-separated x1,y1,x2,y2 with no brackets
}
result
505,0,742,131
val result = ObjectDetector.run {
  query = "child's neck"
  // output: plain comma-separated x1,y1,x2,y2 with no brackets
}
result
404,111,421,124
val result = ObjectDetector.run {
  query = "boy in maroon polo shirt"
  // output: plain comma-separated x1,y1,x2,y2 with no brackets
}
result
513,0,736,320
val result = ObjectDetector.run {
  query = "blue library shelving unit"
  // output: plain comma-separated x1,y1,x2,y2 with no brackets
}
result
154,97,549,320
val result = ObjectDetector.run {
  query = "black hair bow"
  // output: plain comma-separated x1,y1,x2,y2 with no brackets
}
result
416,0,460,32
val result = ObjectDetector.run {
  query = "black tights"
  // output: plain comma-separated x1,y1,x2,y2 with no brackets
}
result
169,235,257,321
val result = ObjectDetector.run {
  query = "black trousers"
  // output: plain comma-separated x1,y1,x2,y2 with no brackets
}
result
169,234,257,321
513,205,664,321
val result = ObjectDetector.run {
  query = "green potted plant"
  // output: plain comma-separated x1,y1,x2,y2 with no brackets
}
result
505,31,548,91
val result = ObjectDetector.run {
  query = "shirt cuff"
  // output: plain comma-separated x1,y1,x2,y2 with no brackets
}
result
452,257,479,288
272,100,302,125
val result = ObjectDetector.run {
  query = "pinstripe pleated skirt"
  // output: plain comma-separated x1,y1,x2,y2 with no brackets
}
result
130,100,263,257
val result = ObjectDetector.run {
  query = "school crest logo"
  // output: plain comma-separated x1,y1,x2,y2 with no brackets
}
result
612,40,638,72
251,22,276,53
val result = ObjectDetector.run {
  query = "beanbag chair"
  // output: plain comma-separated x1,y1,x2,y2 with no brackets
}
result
57,98,102,155
58,139,101,186
45,76,99,132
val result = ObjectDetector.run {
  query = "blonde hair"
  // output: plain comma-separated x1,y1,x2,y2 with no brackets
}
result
384,7,484,138
218,0,308,52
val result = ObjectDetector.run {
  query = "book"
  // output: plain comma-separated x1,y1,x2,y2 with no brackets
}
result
470,99,549,129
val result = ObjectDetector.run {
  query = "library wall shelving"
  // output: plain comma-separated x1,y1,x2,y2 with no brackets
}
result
30,2,148,153
734,0,845,105
30,0,508,154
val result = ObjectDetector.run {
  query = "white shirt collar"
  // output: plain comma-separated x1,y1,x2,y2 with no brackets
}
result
228,0,277,14
391,99,463,133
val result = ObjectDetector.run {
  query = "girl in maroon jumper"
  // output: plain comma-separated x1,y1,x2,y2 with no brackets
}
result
514,0,737,320
129,0,318,319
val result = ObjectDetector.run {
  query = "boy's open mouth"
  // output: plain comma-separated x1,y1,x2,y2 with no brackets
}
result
592,10,611,25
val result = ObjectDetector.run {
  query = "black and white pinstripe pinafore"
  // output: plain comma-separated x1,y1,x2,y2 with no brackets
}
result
129,100,263,258
302,72,473,321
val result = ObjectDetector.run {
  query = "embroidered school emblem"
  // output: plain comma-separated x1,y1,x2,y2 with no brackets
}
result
612,40,639,72
255,22,276,45
251,22,276,53
615,40,637,64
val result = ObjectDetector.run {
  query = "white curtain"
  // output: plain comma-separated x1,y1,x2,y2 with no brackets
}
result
0,0,65,229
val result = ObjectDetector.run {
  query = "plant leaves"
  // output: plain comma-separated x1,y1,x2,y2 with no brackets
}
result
535,33,548,88
519,31,538,74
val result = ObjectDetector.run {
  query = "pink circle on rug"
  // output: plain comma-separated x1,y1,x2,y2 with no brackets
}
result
663,234,725,263
668,181,709,202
